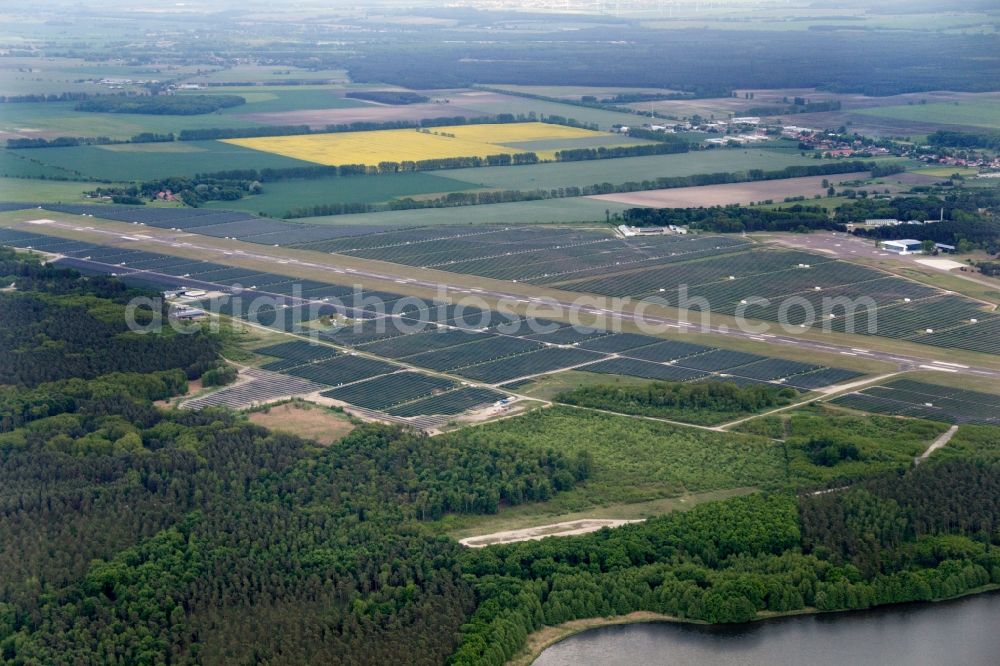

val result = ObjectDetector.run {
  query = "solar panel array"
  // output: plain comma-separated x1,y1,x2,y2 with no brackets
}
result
832,379,1000,425
2,227,873,422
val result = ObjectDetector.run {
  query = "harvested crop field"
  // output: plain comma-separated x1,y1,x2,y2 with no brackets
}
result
587,172,869,208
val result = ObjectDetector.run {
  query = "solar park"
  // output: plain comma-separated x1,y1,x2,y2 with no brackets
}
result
0,225,879,427
2,200,998,360
832,379,1000,426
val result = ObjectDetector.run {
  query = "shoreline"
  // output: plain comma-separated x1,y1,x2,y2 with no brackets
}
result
507,583,1000,666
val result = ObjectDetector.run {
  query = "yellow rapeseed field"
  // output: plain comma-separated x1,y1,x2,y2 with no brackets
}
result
223,122,628,167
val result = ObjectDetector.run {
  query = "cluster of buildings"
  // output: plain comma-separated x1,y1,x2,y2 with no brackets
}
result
915,152,1000,172
879,239,956,255
616,224,688,237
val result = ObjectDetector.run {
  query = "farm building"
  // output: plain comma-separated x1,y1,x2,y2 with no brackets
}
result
882,239,924,255
934,243,956,253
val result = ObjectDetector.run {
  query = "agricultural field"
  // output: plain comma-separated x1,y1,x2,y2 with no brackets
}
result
483,85,683,101
441,148,816,191
224,122,648,166
588,172,867,208
6,141,315,181
0,100,262,140
855,99,1000,130
0,177,105,203
180,66,351,85
204,172,476,216
176,85,372,114
437,90,644,130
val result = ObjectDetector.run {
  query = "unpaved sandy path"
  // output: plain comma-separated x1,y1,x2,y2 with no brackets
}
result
917,424,960,464
459,519,643,548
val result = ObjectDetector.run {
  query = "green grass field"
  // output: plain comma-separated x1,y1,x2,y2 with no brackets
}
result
0,177,114,203
856,100,1000,130
9,141,315,181
442,148,818,190
177,86,371,114
0,149,80,179
0,101,269,139
443,407,786,512
205,172,476,216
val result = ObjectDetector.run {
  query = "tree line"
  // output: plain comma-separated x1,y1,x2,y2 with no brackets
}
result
75,94,246,115
345,90,429,105
623,203,844,233
555,380,798,425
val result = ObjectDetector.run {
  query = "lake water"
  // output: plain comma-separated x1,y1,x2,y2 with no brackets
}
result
533,592,1000,666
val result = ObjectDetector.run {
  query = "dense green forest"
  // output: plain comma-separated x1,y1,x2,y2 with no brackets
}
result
623,203,844,233
0,248,219,389
75,95,246,115
927,130,1000,151
2,249,1000,665
451,458,1000,665
555,380,797,425
344,29,997,95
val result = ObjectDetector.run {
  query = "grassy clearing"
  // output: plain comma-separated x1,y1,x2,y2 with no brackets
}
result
443,407,787,510
246,401,355,445
737,403,947,480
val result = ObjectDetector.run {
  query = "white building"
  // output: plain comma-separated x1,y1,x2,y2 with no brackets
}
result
882,239,924,255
